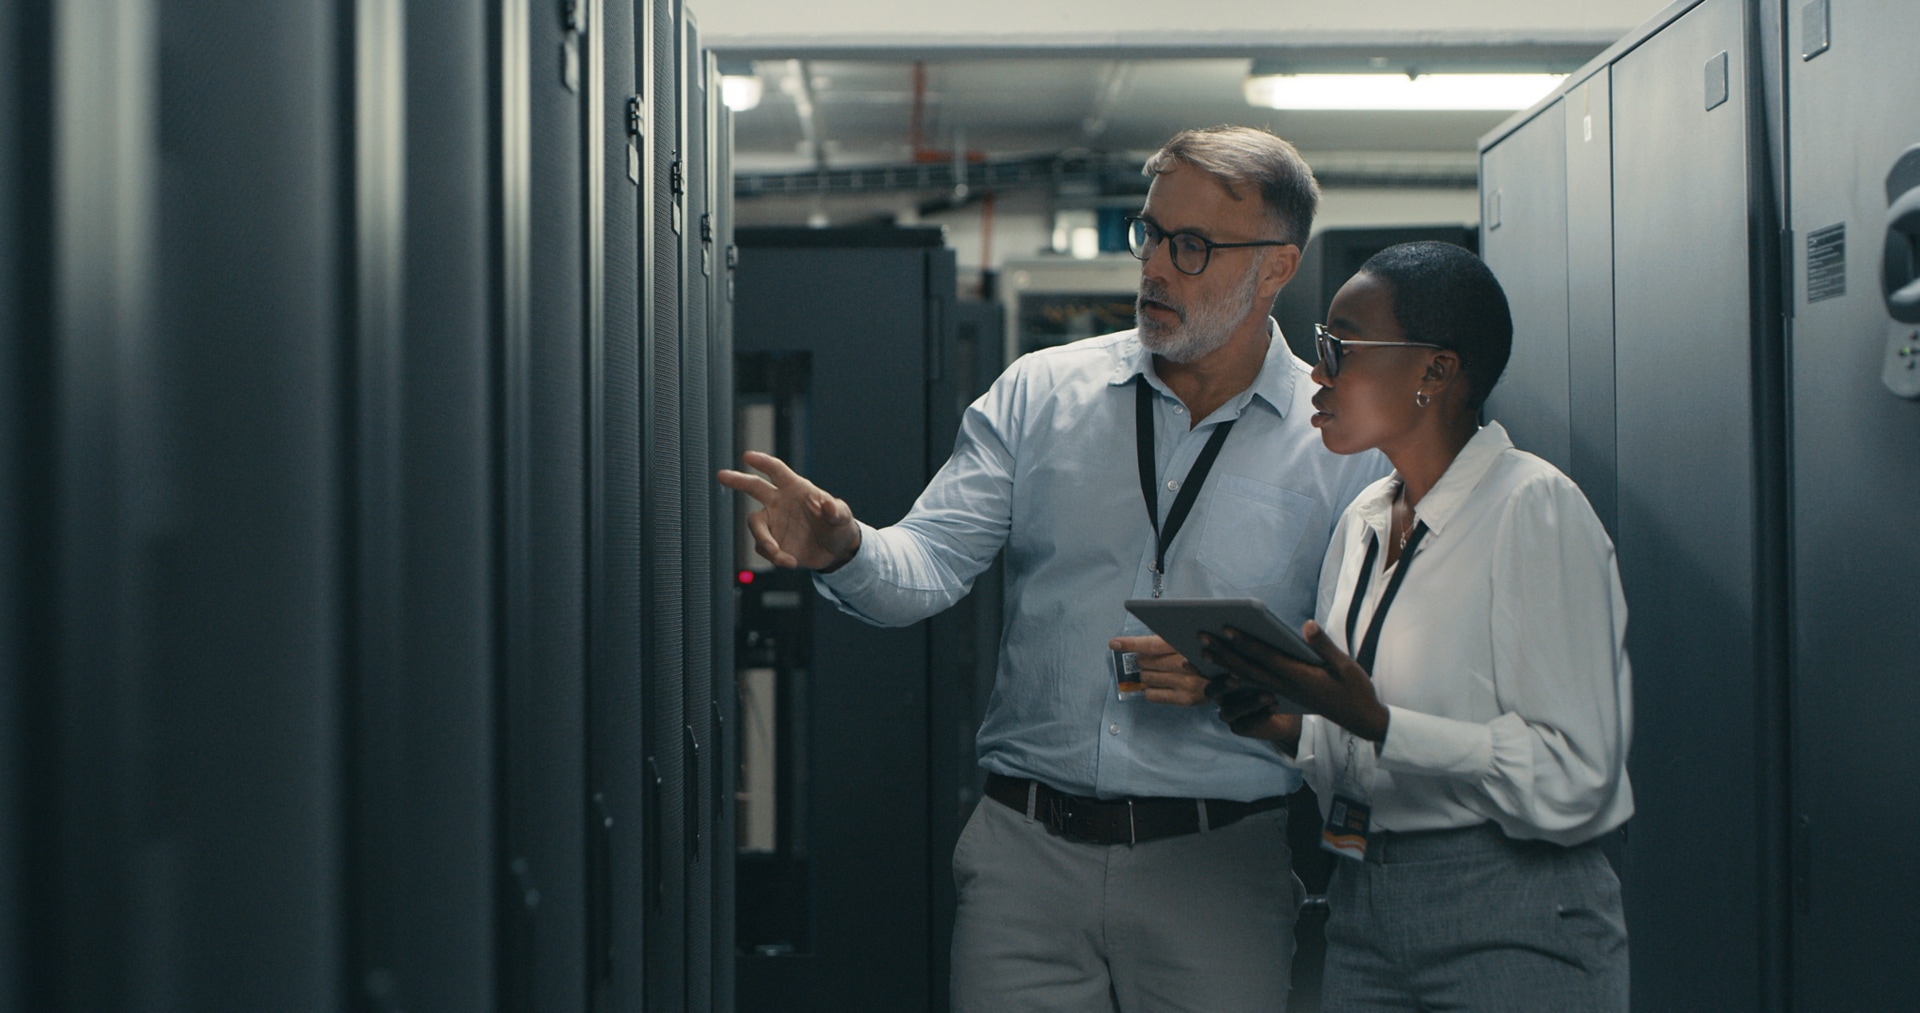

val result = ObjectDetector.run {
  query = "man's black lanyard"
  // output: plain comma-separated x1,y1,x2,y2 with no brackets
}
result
1343,517,1430,673
1135,377,1236,598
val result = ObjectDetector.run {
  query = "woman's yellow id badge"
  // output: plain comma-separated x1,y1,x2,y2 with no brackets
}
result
1321,794,1371,861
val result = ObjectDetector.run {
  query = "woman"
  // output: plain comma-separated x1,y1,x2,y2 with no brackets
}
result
1202,241,1631,1011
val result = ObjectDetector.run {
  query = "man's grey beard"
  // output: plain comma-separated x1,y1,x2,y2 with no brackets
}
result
1135,256,1265,364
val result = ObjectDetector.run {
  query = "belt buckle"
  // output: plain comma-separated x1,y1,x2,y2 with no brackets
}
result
1044,793,1071,836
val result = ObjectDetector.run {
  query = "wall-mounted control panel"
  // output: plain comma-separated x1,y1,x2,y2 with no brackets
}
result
1881,145,1920,397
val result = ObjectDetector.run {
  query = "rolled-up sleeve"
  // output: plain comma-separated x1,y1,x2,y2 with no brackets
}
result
814,367,1022,627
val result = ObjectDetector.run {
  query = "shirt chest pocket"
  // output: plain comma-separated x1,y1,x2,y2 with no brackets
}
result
1196,475,1315,590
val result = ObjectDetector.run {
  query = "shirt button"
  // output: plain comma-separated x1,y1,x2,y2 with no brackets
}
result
1108,723,1120,735
1165,479,1178,491
1174,405,1185,414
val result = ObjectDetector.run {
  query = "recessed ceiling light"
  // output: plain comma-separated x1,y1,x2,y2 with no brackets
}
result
718,59,764,112
1242,72,1567,111
722,74,764,112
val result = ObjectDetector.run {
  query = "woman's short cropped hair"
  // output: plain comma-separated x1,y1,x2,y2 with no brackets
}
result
1142,126,1320,245
1357,241,1514,410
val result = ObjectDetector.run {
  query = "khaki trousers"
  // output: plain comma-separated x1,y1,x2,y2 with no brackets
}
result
950,790,1299,1013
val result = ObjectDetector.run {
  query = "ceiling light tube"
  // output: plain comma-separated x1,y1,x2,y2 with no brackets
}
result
718,58,764,112
1242,72,1567,111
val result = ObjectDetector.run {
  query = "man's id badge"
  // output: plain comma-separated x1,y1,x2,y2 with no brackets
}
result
1113,649,1144,700
1320,794,1372,861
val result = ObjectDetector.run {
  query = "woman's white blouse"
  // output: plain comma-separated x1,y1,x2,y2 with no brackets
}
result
1292,421,1634,846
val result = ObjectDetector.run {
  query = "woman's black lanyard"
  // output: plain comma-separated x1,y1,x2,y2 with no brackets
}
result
1343,515,1430,673
1135,377,1236,598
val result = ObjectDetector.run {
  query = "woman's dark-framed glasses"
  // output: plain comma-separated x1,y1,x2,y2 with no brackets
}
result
1313,323,1443,378
1124,215,1293,276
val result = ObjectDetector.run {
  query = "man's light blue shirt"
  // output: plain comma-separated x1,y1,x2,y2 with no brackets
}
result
817,322,1389,801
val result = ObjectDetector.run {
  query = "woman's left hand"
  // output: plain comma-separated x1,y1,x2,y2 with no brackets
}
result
1201,620,1392,744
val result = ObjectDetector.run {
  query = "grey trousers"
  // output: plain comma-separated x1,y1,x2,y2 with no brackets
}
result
949,790,1299,1013
1322,823,1629,1013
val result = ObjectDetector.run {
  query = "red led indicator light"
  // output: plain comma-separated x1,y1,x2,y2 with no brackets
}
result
738,570,755,585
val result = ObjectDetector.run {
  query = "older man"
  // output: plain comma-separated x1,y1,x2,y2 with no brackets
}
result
719,126,1387,1013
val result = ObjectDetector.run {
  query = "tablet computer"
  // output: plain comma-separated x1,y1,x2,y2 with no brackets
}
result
1123,597,1324,713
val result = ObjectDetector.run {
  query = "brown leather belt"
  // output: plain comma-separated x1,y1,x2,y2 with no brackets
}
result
984,773,1288,846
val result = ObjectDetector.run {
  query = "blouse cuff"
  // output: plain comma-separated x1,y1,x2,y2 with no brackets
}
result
1274,714,1321,768
1376,705,1493,780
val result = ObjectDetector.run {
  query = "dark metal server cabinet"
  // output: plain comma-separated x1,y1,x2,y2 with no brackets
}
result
1785,1,1920,1006
347,1,501,1008
679,11,720,1012
643,0,692,1007
732,227,963,1012
591,0,649,1008
5,3,361,1008
707,42,742,1013
1479,0,1792,1007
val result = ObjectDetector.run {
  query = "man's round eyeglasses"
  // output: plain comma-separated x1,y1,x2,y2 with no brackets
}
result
1313,323,1443,378
1124,215,1293,276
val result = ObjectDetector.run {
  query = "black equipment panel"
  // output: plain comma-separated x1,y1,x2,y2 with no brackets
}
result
680,13,717,1013
1610,1,1773,1007
734,229,958,1012
502,0,592,1008
1787,0,1920,1005
1481,100,1573,472
643,0,690,1008
19,3,348,1007
592,0,646,1008
1564,69,1620,537
0,3,22,997
709,61,740,1013
2,0,736,1008
1272,225,1479,366
343,1,500,1009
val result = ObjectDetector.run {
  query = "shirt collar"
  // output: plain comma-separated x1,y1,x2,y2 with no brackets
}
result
1108,318,1299,419
1348,421,1514,538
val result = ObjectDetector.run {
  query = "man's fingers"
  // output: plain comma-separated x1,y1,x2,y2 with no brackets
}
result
740,450,803,488
808,491,853,527
1108,634,1181,659
1141,670,1211,707
716,468,780,504
745,509,796,569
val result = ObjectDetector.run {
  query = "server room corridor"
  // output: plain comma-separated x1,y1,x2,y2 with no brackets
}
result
2,1,1916,1011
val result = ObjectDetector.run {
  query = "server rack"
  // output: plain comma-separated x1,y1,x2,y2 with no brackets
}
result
590,0,647,1008
679,12,718,1013
1468,0,1920,1008
732,227,965,1012
11,3,350,1008
0,0,735,1009
1783,2,1920,1006
0,3,25,999
643,0,691,1007
710,59,740,1013
1483,3,1787,1004
346,0,499,1008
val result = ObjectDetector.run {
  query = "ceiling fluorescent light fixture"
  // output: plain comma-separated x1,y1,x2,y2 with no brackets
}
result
1243,72,1566,111
719,59,763,111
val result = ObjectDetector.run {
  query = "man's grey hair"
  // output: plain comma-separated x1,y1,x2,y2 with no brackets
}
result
1141,126,1320,245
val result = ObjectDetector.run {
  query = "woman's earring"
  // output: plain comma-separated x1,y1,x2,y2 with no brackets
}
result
1415,390,1431,408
